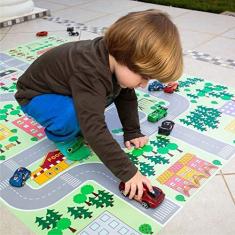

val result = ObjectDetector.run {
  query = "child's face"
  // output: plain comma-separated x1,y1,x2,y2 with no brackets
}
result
114,63,149,89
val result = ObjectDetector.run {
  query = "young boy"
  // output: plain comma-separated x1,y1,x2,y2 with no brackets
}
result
15,9,183,201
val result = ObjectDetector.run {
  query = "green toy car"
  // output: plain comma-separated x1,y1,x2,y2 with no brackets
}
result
147,105,168,123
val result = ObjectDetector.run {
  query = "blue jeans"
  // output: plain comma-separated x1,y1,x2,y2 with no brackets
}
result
21,94,80,142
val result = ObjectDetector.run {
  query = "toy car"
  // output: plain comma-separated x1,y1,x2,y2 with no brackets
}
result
119,182,165,209
9,167,31,187
163,82,179,93
36,31,48,37
67,27,74,32
148,81,165,92
69,31,79,36
147,105,168,123
158,120,175,136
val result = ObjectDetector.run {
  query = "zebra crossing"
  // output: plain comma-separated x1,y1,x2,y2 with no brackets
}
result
60,173,81,188
4,159,20,171
217,145,235,160
0,179,9,191
152,198,180,224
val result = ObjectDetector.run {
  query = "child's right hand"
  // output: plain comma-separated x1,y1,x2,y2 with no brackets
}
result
124,170,153,201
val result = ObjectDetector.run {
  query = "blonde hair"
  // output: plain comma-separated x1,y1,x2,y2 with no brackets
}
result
104,9,183,83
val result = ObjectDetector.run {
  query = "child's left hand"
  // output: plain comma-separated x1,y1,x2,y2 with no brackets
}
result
125,136,148,150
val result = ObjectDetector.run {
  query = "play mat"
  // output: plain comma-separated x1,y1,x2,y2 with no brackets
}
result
0,36,235,235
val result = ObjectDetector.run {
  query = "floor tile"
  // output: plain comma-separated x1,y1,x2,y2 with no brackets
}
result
0,29,80,51
183,57,235,88
85,13,120,28
79,30,100,40
195,36,235,60
160,175,235,235
34,0,67,13
126,2,190,18
224,175,235,198
0,205,34,235
221,157,235,174
179,29,215,51
47,0,94,7
222,27,235,39
0,27,11,35
174,11,235,34
79,0,142,14
53,7,107,22
7,19,65,33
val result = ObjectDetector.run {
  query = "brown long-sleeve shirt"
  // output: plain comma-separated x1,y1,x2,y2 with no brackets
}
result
15,37,144,182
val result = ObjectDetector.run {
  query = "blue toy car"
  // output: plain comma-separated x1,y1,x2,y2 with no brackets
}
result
9,167,31,187
148,81,165,92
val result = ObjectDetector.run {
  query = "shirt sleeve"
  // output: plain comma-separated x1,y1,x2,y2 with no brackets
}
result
114,88,145,142
69,75,138,182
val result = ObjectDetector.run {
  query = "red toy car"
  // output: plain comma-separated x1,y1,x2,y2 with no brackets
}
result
36,31,48,37
119,182,165,209
163,82,179,93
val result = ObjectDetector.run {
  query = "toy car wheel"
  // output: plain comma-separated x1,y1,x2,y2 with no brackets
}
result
21,180,25,186
67,147,73,153
120,190,126,197
141,201,149,209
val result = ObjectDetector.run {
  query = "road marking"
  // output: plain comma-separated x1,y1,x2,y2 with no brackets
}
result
4,159,19,171
152,199,180,224
218,145,235,160
0,179,9,190
60,173,81,188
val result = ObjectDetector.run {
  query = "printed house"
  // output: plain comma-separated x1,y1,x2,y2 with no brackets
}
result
12,116,45,140
31,150,70,185
157,153,218,197
0,124,12,140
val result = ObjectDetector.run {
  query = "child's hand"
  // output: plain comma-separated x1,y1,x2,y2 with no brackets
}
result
124,170,153,201
125,136,148,150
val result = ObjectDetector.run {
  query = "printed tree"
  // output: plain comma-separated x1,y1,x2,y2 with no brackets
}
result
186,93,199,100
131,145,157,159
11,128,17,134
0,144,5,153
178,77,203,88
9,109,22,117
35,209,63,230
8,136,21,145
150,136,170,148
0,113,8,122
73,193,92,206
184,82,233,102
0,108,9,116
3,104,14,111
89,190,114,208
48,218,76,234
67,206,93,219
139,162,155,177
150,136,182,157
127,152,140,165
200,83,233,100
180,105,221,131
56,218,76,233
149,155,169,165
80,184,98,197
150,136,172,157
139,223,153,234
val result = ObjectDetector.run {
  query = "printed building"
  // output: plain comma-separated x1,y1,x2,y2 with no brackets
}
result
12,115,45,140
31,150,71,185
157,153,218,197
0,124,12,140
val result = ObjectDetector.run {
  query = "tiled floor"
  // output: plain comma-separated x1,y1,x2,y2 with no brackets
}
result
0,0,235,234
